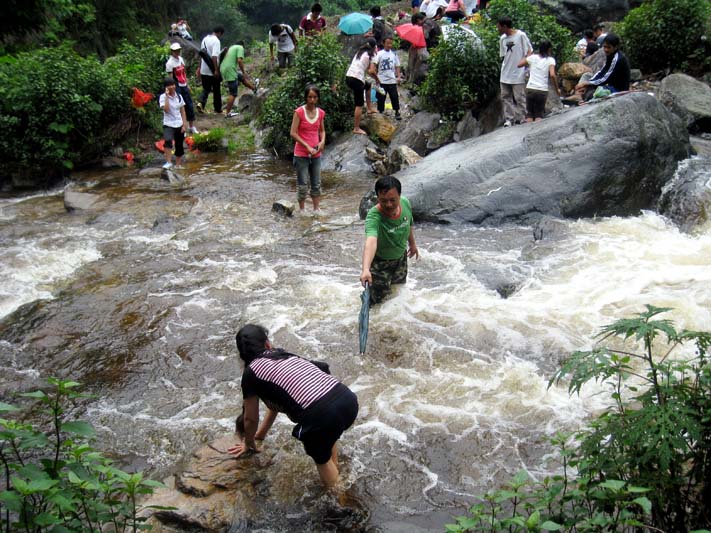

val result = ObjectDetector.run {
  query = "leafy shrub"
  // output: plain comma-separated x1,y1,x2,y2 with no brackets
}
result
0,378,168,531
0,41,166,186
620,0,711,73
486,0,576,64
192,127,228,152
447,306,711,532
420,26,500,120
260,33,352,155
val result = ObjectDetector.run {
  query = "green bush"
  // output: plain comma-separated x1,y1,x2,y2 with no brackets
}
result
620,0,711,73
260,33,352,155
486,0,576,64
192,127,228,152
0,41,166,186
447,306,711,532
0,378,169,531
420,26,500,120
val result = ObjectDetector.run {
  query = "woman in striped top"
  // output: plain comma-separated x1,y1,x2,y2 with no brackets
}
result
229,324,359,488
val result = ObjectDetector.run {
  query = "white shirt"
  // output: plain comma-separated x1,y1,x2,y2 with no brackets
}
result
499,30,532,84
525,54,556,91
346,52,371,82
373,49,400,85
200,34,221,76
268,24,295,53
159,92,184,128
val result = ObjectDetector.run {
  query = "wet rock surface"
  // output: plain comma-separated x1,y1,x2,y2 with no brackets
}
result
658,73,711,134
399,93,689,225
658,157,711,232
144,435,369,532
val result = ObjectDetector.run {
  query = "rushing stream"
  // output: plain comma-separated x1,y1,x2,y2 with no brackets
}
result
1,151,710,531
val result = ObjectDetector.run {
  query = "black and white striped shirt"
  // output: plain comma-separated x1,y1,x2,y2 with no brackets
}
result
241,351,339,421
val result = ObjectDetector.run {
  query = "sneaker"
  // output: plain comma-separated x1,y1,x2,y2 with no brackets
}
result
189,126,200,134
226,111,239,118
254,78,261,90
503,120,512,127
196,102,204,113
395,112,402,121
162,162,173,169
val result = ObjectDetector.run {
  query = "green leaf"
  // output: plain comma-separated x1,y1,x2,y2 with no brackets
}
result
0,402,20,412
61,421,96,437
541,521,562,531
599,479,625,492
526,511,541,529
34,512,61,526
0,490,23,511
632,496,652,515
140,479,166,488
19,391,48,399
28,478,59,492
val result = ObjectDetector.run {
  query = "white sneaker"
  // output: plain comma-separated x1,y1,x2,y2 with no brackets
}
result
226,111,239,118
189,126,200,134
162,162,173,169
503,120,512,127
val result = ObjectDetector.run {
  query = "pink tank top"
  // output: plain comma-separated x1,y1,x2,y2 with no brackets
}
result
293,105,325,158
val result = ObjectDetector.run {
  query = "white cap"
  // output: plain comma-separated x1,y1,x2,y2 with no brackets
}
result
170,42,182,51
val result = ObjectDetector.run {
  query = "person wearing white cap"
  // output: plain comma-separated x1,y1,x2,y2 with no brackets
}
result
165,42,199,134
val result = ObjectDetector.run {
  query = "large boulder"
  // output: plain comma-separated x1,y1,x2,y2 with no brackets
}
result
658,158,711,232
388,111,441,157
657,73,711,134
321,132,378,173
530,0,631,32
399,92,689,225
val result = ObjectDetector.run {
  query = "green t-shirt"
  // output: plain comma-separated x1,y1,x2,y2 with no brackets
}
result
220,45,245,81
365,196,413,260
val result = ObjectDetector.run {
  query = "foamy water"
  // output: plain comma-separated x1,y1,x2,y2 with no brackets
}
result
1,161,709,528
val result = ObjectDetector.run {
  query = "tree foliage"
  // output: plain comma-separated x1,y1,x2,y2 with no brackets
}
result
449,306,711,532
619,0,711,73
420,27,500,120
260,33,352,155
0,378,169,531
0,40,166,185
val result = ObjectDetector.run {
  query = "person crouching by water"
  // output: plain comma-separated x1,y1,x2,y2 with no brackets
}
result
360,176,419,305
290,85,326,213
229,324,359,489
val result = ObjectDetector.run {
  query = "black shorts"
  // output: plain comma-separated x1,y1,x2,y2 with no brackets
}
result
346,76,365,107
526,88,548,119
292,383,359,464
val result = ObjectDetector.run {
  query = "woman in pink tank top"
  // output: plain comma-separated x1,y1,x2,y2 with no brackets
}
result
289,85,326,213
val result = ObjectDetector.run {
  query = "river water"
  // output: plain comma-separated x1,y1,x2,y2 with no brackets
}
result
1,152,710,531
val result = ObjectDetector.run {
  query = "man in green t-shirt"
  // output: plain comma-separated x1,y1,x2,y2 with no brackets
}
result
360,175,419,305
220,41,259,118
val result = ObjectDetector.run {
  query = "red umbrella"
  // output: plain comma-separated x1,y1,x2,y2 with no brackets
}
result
396,23,426,48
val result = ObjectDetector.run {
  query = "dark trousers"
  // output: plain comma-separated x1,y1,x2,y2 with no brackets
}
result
177,85,195,122
199,75,222,113
376,83,399,113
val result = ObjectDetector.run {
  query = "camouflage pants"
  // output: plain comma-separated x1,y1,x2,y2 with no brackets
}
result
370,253,408,305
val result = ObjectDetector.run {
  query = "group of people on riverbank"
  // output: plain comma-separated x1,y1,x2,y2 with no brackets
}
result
498,17,629,126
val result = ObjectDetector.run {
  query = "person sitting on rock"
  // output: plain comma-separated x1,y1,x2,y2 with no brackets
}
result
229,324,359,489
583,29,599,58
593,23,607,47
575,33,630,102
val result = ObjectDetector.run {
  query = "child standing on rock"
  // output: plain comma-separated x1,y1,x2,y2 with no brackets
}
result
159,78,187,169
518,40,560,122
